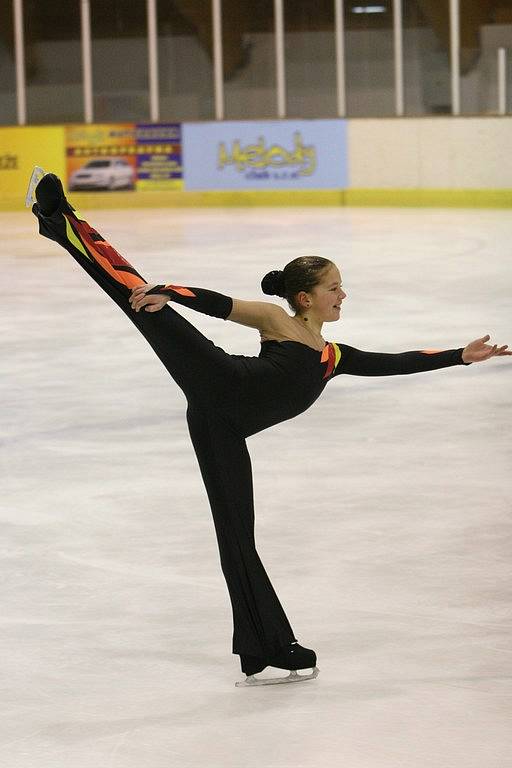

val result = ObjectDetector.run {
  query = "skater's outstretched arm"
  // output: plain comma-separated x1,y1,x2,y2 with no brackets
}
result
330,334,510,377
329,342,472,377
131,284,285,331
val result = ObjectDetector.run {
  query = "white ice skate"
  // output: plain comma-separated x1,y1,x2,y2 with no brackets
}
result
235,665,320,687
25,166,46,207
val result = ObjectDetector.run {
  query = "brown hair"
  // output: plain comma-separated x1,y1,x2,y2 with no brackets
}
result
261,256,333,313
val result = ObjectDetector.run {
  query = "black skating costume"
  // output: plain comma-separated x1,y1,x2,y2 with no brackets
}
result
32,178,472,676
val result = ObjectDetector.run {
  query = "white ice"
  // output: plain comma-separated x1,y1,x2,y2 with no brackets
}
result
1,205,511,768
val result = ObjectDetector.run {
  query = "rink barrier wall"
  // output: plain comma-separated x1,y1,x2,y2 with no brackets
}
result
1,118,512,211
4,188,512,212
29,189,512,210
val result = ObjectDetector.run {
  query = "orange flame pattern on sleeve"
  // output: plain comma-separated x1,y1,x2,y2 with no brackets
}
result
162,285,197,297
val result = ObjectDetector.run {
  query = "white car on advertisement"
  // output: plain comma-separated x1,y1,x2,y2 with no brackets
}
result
69,158,135,191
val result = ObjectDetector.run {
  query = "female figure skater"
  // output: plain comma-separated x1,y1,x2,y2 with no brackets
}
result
29,170,510,688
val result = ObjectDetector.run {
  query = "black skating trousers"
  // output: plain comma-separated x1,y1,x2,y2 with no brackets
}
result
33,204,298,659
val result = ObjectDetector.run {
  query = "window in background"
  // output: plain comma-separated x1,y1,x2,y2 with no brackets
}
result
157,0,214,122
23,0,82,123
0,2,16,125
224,0,276,119
283,0,337,118
344,0,395,116
403,0,452,115
91,1,149,122
459,0,512,115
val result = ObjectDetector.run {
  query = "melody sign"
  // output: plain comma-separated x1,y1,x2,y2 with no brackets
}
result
183,120,347,189
217,132,316,178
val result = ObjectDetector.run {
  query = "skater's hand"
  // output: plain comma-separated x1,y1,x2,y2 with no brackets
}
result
130,284,168,313
462,334,511,363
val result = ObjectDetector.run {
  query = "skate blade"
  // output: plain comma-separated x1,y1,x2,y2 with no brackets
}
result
25,166,46,208
235,666,320,687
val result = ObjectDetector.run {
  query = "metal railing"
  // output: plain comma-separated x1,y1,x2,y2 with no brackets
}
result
10,0,511,125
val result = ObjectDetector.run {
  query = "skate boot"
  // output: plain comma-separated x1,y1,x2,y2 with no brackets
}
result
26,166,75,217
27,167,78,245
235,641,320,687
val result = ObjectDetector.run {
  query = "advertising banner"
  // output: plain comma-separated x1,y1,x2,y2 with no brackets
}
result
66,123,136,192
182,120,347,190
136,123,182,190
65,123,183,192
0,126,65,208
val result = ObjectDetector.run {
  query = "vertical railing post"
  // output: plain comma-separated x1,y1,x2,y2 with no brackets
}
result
13,0,26,125
393,0,404,115
274,0,286,118
450,0,460,115
498,47,507,116
334,0,346,117
147,0,159,122
212,0,224,120
80,0,93,123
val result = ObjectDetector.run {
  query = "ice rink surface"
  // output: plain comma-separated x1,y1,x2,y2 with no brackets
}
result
1,205,511,768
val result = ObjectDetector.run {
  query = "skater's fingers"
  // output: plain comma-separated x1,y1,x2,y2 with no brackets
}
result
134,295,164,312
131,284,154,296
130,289,154,309
131,286,149,297
132,297,147,311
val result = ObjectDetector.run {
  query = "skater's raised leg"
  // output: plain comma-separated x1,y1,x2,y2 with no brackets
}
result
31,172,238,406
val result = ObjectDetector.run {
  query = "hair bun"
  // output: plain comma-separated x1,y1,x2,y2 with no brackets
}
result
261,269,286,298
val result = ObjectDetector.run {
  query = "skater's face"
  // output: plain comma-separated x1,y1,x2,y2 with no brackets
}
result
296,264,346,321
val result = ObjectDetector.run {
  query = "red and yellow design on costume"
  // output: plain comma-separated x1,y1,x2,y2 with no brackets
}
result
321,342,342,379
160,284,196,297
63,211,147,292
145,283,232,319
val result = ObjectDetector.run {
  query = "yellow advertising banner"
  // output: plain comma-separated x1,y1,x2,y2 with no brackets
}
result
0,126,65,210
65,123,183,192
66,124,137,191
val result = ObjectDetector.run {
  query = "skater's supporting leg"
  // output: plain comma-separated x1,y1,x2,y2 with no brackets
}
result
186,403,297,658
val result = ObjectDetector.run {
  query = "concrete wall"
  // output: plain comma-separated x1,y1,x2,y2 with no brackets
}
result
348,116,512,189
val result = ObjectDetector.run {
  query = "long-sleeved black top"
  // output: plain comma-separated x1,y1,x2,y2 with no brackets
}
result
226,339,471,437
145,282,472,438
